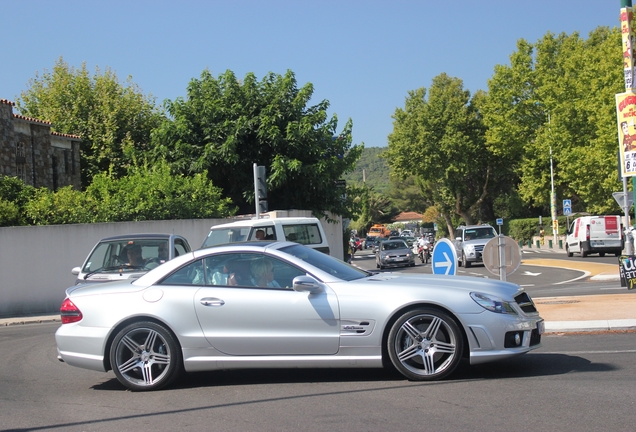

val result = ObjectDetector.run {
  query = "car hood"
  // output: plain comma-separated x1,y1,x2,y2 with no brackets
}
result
360,271,521,298
464,238,493,246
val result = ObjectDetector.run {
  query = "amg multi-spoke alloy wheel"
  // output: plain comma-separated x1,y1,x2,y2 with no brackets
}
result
110,321,181,391
387,308,463,381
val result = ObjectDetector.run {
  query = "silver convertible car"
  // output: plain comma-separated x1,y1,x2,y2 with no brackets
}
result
56,241,544,391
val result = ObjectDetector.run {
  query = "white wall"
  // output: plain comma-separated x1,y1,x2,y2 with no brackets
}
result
0,211,343,318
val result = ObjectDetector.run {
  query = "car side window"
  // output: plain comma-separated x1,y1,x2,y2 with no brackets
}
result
161,259,205,286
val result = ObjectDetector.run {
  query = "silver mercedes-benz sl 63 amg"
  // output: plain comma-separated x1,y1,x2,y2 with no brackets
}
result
55,241,544,391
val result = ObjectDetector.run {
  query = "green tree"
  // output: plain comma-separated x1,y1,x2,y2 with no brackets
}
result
151,69,362,218
0,175,36,226
385,73,502,234
16,57,164,186
22,162,236,225
482,28,625,215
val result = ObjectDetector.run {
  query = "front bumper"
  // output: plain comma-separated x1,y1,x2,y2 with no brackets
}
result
459,311,544,364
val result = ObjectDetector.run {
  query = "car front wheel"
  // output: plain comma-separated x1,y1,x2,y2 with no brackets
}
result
110,321,182,391
462,252,471,268
387,308,463,381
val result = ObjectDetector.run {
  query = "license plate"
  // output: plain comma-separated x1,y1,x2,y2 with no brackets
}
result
591,241,604,246
537,320,545,335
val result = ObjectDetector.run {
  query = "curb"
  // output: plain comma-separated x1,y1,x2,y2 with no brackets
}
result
545,319,636,333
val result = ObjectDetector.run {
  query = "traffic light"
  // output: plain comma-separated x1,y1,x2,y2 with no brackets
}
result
256,165,267,200
258,199,268,213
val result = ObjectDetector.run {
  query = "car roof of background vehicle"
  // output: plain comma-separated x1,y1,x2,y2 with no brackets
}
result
457,224,494,230
210,217,321,229
95,233,184,242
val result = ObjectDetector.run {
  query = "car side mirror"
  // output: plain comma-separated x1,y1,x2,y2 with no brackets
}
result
292,275,323,294
455,237,461,241
71,267,80,275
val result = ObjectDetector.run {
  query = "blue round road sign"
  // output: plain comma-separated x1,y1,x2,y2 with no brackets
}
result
431,238,457,276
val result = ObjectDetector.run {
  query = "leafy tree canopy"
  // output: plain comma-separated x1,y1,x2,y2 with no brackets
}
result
482,27,624,214
150,69,363,218
16,57,164,186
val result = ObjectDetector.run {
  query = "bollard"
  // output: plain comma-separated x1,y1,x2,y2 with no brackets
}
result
535,240,540,248
528,240,532,248
518,240,523,248
548,239,553,248
559,239,563,249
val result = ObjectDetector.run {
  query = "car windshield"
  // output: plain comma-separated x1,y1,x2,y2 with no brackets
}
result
280,244,369,281
382,241,407,250
82,240,169,273
464,227,497,240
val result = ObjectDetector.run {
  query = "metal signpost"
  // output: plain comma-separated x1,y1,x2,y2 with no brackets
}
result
431,238,457,276
563,199,572,230
482,235,522,282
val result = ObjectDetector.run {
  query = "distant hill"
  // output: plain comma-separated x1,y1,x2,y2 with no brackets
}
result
343,147,391,194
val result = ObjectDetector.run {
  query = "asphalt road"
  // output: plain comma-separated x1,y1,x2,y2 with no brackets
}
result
351,249,623,298
1,322,635,431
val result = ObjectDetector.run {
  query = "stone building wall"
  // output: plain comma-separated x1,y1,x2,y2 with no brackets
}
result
0,99,81,190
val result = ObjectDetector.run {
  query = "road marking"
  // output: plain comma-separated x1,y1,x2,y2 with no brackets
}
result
523,271,542,276
537,349,636,355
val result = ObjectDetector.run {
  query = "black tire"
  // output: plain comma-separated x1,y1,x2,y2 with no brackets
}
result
566,245,573,257
462,253,471,268
387,308,464,381
110,321,182,391
581,250,588,258
599,252,605,257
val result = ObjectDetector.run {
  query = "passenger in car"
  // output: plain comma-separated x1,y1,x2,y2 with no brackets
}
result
250,259,281,288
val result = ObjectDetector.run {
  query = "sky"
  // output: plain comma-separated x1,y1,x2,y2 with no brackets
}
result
1,0,623,148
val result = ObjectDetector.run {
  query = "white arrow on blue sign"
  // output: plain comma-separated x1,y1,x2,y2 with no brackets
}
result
563,199,572,209
431,238,457,276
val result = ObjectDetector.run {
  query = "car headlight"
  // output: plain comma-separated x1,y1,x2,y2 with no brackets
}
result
465,244,475,254
470,292,517,314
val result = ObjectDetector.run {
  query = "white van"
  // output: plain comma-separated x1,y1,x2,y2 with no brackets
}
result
201,216,331,255
565,215,623,257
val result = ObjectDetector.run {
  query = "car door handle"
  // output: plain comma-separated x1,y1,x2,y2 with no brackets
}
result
200,297,225,307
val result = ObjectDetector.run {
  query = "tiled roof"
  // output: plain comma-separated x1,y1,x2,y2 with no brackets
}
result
51,131,81,140
0,99,15,106
394,211,424,222
13,113,52,126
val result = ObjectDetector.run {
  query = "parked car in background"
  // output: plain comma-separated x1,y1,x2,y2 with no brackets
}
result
72,233,191,284
56,240,544,391
376,239,415,269
453,225,497,268
565,215,623,257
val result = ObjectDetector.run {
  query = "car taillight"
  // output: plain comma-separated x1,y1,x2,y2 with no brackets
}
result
585,224,590,242
60,298,83,324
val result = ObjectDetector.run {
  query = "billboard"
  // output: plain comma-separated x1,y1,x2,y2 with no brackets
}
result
616,90,636,177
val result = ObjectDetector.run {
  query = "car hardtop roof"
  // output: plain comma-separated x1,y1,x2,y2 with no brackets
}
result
458,224,494,230
210,217,321,229
198,239,278,250
97,233,180,242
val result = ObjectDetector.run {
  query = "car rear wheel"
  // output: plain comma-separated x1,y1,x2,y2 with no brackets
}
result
110,321,182,391
566,245,573,257
387,308,463,381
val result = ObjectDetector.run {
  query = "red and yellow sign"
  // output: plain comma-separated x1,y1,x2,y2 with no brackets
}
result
616,90,636,176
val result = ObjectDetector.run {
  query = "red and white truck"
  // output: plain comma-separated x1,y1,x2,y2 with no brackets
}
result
565,215,623,257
